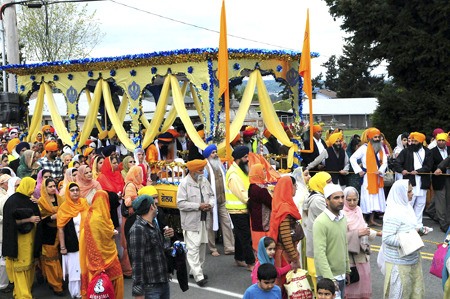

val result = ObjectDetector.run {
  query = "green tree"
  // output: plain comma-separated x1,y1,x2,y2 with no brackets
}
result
337,38,384,98
322,55,338,91
312,72,323,89
18,3,104,61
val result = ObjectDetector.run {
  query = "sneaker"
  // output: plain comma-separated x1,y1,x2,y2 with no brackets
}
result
189,274,208,280
1,283,13,293
196,279,208,287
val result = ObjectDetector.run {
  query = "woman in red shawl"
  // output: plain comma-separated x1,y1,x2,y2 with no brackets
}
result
96,156,124,194
268,176,301,296
81,190,123,298
75,165,101,205
248,163,272,252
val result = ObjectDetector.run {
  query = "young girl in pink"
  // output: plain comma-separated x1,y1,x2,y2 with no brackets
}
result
251,237,293,283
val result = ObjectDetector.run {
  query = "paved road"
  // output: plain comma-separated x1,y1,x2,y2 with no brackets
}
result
1,215,445,299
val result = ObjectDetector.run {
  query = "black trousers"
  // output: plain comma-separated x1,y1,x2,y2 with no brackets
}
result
230,213,255,265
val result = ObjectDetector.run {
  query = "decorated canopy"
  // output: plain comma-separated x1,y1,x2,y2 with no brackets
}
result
1,48,318,159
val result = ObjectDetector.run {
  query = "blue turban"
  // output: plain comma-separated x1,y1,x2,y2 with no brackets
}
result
232,145,249,160
132,194,155,215
203,144,217,158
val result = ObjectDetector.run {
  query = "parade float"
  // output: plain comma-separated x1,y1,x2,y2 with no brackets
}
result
1,47,317,211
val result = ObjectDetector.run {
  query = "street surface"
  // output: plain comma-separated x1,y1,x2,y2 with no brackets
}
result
1,215,444,299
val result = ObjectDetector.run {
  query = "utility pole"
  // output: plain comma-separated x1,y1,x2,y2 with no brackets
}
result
2,0,20,92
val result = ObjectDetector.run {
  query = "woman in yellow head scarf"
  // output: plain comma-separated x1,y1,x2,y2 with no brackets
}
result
2,177,41,299
56,182,89,299
303,171,332,295
38,177,65,296
81,190,123,298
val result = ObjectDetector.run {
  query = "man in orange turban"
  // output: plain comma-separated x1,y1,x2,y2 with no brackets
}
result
393,131,433,229
177,159,214,287
427,132,450,231
242,126,259,153
39,140,64,180
349,127,387,226
306,132,349,187
302,124,327,176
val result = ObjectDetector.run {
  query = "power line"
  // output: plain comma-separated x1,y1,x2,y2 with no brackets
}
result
108,0,297,51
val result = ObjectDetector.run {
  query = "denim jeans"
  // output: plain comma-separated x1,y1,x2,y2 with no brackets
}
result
144,282,170,299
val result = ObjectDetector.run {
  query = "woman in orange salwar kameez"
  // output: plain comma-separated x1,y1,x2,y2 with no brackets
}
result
81,190,123,298
37,177,65,296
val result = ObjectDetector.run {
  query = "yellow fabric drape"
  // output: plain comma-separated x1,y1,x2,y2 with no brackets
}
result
27,84,45,143
43,83,73,146
255,70,297,167
85,89,103,133
141,75,171,149
101,80,136,151
79,82,103,147
140,115,150,129
160,81,188,133
190,84,204,120
170,75,207,150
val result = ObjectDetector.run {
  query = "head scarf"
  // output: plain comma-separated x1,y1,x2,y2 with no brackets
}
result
312,125,322,133
308,172,331,194
19,149,36,169
0,174,10,184
38,177,64,218
91,155,103,179
7,138,20,154
138,185,158,196
132,194,154,215
33,169,52,199
186,159,207,173
203,144,217,159
125,166,144,189
97,157,124,193
436,133,448,141
59,167,77,197
16,177,36,197
232,146,249,160
15,142,30,155
257,237,275,265
83,190,119,280
268,176,301,240
248,163,266,185
121,156,133,180
433,128,444,137
133,148,148,167
76,165,102,199
384,179,416,228
7,177,20,197
342,187,367,231
83,147,94,157
57,182,89,228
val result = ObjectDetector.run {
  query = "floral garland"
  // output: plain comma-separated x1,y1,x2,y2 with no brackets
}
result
207,58,215,142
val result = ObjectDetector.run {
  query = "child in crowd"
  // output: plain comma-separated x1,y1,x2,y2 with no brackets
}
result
251,237,293,283
317,278,336,299
243,263,281,299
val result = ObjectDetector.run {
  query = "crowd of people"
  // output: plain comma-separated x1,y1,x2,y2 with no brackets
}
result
0,122,448,299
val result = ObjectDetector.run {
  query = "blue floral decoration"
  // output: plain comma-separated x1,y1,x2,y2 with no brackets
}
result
68,74,73,80
187,66,193,74
20,85,25,91
88,70,93,77
130,69,136,76
32,81,39,91
66,86,78,104
151,67,157,74
276,65,283,72
132,107,138,115
53,75,59,81
30,75,36,81
110,69,116,76
201,83,208,91
233,63,240,70
207,58,215,135
70,114,75,119
128,81,141,101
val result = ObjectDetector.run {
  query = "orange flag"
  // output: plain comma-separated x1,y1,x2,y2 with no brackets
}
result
218,0,231,165
299,9,311,102
218,0,229,97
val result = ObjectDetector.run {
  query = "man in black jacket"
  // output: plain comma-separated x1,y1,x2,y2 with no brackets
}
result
428,132,450,231
302,125,327,176
393,132,433,228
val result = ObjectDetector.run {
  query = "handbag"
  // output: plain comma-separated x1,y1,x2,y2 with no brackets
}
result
283,269,313,299
430,234,450,278
261,204,271,232
398,229,424,257
120,200,130,218
383,169,395,187
348,254,360,284
87,271,115,299
279,219,305,243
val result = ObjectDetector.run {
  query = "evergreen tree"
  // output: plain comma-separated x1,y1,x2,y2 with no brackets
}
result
322,55,339,91
312,72,323,89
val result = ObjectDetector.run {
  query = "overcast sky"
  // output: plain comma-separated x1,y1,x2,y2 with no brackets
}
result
85,0,347,77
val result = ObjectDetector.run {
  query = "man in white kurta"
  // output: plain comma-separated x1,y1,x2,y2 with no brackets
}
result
350,128,387,226
177,159,215,287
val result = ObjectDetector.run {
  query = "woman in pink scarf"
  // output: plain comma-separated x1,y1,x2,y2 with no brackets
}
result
343,186,381,299
75,165,102,204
